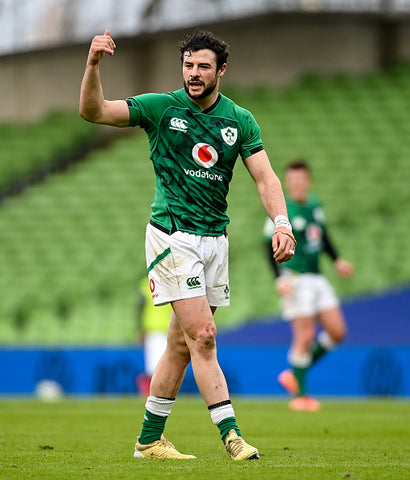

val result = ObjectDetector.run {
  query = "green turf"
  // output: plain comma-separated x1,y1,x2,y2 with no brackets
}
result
0,397,408,479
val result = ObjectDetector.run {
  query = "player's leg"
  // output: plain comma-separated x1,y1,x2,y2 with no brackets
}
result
138,223,195,441
172,298,240,438
311,306,347,364
287,315,316,397
197,236,258,459
278,314,321,411
172,296,259,460
281,306,347,413
278,273,317,397
310,275,345,364
135,309,196,459
172,297,228,404
150,308,191,398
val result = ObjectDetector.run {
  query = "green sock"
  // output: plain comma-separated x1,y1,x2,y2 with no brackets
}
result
310,338,328,364
217,417,241,443
293,366,308,396
139,409,167,444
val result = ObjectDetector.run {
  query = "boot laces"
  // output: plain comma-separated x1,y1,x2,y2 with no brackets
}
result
227,435,245,456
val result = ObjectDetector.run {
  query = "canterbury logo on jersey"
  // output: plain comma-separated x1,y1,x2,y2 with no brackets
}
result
187,276,201,289
169,117,188,132
192,143,218,169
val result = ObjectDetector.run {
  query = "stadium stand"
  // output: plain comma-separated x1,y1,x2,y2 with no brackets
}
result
0,112,96,195
0,63,409,344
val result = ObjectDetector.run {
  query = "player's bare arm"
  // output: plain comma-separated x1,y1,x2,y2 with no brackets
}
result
79,30,129,127
244,150,296,263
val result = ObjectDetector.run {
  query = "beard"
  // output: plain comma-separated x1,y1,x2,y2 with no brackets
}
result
184,77,218,100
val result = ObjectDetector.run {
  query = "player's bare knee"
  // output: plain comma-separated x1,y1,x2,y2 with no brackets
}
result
333,327,346,343
194,324,217,353
328,324,346,344
169,336,191,363
176,343,191,364
165,344,191,370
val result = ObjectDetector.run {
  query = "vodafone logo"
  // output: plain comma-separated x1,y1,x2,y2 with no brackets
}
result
192,143,218,169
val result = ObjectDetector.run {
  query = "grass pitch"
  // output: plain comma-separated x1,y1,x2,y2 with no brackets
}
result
0,396,408,480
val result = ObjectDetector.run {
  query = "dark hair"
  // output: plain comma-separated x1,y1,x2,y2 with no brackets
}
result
286,159,311,174
179,30,229,71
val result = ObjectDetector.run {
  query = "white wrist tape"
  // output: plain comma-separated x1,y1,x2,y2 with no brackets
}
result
274,215,292,231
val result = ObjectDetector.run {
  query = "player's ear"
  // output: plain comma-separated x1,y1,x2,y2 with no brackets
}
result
218,63,227,77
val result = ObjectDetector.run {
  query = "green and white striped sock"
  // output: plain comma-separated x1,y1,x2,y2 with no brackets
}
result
138,396,175,444
208,400,241,442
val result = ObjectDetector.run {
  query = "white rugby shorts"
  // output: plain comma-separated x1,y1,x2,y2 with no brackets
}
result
280,270,340,320
145,223,230,307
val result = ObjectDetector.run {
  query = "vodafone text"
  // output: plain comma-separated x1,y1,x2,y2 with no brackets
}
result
183,168,223,182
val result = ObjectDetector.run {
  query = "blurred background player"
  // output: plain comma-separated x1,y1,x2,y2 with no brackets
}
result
264,160,355,411
136,277,170,396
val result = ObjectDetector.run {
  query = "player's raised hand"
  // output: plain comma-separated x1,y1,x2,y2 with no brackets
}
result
87,30,116,66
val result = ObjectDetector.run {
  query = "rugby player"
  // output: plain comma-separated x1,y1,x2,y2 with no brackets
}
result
264,160,355,411
80,29,296,459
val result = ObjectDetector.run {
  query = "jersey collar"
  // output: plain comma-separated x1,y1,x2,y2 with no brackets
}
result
182,89,221,114
202,93,221,114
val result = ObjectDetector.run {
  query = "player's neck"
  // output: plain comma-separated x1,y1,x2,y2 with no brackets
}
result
291,194,308,204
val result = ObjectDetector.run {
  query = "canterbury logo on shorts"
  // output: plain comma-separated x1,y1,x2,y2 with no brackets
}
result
186,276,201,289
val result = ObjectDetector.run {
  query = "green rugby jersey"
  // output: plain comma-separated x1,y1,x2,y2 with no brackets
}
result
126,88,263,236
264,194,326,274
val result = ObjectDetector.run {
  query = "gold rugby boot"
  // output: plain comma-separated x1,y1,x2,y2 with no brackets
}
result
134,434,196,459
224,429,260,461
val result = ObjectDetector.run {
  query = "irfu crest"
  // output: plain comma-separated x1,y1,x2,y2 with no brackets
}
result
221,127,238,146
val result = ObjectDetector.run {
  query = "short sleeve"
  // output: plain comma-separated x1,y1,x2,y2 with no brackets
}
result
126,96,143,127
125,93,169,128
126,97,141,127
239,109,264,160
